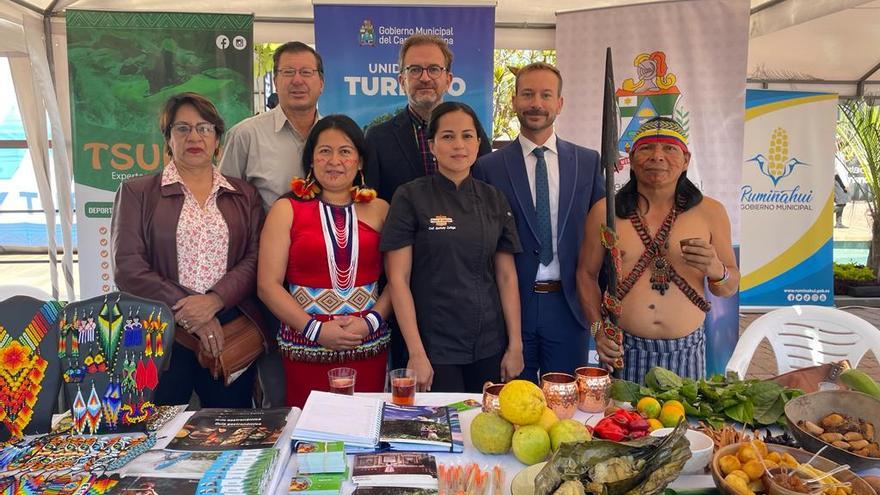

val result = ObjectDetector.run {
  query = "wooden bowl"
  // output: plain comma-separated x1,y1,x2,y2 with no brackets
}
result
711,443,877,495
784,390,880,472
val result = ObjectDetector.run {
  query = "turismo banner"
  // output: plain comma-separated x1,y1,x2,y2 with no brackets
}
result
740,90,838,307
555,0,750,373
313,4,495,135
66,10,253,298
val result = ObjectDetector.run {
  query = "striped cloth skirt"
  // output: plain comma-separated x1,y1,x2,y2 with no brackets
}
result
618,325,706,384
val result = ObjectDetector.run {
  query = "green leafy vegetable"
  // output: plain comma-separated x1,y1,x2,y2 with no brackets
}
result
609,367,803,426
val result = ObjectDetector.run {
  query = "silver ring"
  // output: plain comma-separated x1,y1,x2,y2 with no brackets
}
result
208,334,215,339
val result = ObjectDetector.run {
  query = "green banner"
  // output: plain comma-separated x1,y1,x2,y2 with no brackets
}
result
67,10,253,297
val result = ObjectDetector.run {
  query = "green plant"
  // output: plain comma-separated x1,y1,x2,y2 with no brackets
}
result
838,100,880,279
833,262,875,281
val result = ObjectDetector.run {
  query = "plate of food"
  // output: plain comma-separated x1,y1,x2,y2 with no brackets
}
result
711,440,876,495
784,390,880,471
511,420,691,495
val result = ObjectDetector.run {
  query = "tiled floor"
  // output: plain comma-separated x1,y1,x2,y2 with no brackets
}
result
740,306,880,381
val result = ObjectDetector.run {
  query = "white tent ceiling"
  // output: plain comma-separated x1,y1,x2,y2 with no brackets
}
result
2,0,878,96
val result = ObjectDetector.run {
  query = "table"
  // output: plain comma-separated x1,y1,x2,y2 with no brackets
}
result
274,392,717,495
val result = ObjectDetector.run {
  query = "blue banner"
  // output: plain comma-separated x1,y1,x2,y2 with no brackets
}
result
313,4,495,135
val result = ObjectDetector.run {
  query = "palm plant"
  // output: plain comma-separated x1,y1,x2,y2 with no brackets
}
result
837,100,880,278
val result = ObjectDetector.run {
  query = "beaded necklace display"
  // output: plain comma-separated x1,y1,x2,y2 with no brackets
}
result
616,204,711,312
0,301,61,438
318,201,360,293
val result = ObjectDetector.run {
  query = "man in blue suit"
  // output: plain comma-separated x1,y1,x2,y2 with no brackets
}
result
473,62,604,382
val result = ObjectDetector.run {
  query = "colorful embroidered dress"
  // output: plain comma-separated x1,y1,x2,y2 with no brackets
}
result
278,198,390,362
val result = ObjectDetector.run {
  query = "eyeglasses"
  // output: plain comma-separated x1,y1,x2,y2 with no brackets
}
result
277,67,321,79
171,123,216,137
403,65,447,79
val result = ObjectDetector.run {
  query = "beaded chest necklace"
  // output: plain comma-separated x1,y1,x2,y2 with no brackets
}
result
617,205,711,312
0,301,61,438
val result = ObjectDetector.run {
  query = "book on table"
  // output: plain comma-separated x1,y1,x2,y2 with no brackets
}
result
350,452,438,489
292,391,463,453
165,408,292,451
293,440,347,474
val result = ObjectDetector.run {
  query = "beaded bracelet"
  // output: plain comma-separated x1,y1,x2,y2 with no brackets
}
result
710,265,730,287
301,318,322,343
363,311,383,336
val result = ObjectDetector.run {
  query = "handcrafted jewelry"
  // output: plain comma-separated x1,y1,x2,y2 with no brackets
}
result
628,207,677,295
318,201,360,293
84,381,102,434
0,301,61,438
72,384,87,434
122,308,143,348
142,310,154,357
290,174,320,200
121,352,136,393
135,358,147,392
97,295,122,371
144,358,158,390
101,380,122,430
80,310,96,343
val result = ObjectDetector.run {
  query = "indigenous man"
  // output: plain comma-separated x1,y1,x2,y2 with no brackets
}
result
577,117,739,382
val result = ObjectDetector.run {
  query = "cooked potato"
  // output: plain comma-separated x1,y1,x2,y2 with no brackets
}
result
803,420,825,435
742,460,764,481
781,453,799,468
766,452,782,463
850,439,869,450
822,413,845,428
844,431,864,442
832,440,852,450
750,439,768,457
719,454,742,476
820,432,845,443
729,470,751,484
737,445,759,463
725,473,754,495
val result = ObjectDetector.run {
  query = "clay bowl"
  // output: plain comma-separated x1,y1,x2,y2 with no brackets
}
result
711,443,876,495
784,390,880,472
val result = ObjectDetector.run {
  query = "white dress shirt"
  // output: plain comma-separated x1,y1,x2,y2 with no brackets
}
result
519,134,561,281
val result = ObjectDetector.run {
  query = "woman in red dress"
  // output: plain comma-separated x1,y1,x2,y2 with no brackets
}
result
258,115,390,407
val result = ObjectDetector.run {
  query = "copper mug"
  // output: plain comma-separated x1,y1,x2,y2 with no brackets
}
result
540,372,578,419
482,382,505,413
575,366,612,413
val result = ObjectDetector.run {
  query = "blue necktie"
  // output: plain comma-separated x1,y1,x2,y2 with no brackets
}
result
533,146,553,266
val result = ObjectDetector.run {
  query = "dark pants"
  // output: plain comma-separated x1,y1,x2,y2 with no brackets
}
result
155,342,256,408
431,352,504,393
519,290,588,384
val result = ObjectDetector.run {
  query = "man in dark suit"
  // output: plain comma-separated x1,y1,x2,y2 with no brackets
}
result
364,34,491,369
364,34,491,202
473,62,604,382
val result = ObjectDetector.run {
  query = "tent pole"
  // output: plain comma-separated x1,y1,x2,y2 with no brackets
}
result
8,0,42,15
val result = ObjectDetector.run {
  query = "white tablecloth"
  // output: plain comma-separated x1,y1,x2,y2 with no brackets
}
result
270,392,717,495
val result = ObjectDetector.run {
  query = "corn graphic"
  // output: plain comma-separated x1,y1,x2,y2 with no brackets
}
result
767,127,789,178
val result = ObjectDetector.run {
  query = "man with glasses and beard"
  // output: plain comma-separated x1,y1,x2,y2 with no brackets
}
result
364,35,492,369
364,34,492,202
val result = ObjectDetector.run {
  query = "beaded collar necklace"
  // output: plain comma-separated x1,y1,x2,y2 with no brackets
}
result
617,203,711,313
0,301,61,438
318,200,360,294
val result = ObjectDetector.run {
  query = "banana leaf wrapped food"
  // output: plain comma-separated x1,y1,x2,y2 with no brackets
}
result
535,420,691,495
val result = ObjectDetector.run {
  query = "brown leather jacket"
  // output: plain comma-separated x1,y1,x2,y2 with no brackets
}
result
111,170,273,348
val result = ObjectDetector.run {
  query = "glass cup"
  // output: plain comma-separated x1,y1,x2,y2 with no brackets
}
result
328,367,356,395
389,368,417,406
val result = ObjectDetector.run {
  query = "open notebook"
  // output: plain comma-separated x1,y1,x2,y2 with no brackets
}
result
292,392,463,453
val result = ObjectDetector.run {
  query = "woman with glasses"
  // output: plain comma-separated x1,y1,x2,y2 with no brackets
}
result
112,92,268,408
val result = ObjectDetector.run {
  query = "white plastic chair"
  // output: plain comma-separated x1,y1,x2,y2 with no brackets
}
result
726,305,880,379
0,284,52,301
